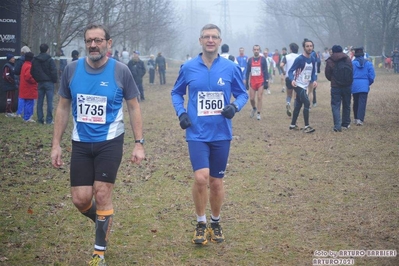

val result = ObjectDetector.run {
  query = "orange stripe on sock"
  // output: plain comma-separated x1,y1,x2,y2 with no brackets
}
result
96,209,114,216
93,250,105,256
79,202,93,213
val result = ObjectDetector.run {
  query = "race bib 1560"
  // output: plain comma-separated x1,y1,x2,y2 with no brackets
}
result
197,91,224,116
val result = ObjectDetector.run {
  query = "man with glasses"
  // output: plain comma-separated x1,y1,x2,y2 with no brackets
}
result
51,24,145,266
171,24,248,245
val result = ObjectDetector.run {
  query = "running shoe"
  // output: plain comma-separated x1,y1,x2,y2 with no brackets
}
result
256,113,261,120
267,89,271,95
289,125,299,131
356,120,363,126
250,108,257,118
192,222,208,245
286,103,292,117
89,255,107,266
208,222,225,243
342,125,350,130
281,87,285,93
303,126,315,133
5,113,16,118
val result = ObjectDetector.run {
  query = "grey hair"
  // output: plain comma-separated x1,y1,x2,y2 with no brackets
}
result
200,24,221,37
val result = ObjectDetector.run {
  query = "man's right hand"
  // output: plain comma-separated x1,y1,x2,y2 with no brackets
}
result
179,113,191,129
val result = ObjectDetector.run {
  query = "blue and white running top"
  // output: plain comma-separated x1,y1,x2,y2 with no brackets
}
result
288,54,317,89
59,58,139,142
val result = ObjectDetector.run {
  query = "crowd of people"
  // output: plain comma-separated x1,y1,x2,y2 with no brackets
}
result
0,21,381,265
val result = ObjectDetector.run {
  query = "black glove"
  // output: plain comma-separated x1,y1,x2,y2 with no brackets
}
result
263,81,269,90
179,112,191,129
221,104,238,119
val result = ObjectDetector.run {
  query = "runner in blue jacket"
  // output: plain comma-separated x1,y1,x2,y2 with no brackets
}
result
171,24,248,245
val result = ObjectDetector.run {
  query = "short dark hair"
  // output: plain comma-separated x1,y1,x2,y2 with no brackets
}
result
200,24,221,37
221,44,229,53
302,38,313,48
84,24,111,40
40,43,49,53
289,43,299,53
24,52,34,61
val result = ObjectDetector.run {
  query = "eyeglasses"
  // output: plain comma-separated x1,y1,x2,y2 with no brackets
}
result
201,35,220,40
85,38,108,45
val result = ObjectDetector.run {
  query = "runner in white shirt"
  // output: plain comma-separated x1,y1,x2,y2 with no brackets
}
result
280,42,300,117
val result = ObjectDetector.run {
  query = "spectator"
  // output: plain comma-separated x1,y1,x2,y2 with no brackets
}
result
19,52,38,122
2,53,17,117
58,49,67,80
155,52,166,85
113,50,120,61
128,51,146,101
31,43,58,124
71,50,79,61
352,47,375,126
14,45,31,118
147,54,155,84
325,45,352,132
121,47,129,64
391,47,399,73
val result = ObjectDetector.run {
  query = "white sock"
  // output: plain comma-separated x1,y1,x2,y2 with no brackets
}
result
196,214,206,223
211,214,220,223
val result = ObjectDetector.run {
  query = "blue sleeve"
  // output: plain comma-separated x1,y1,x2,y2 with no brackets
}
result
246,58,251,82
171,65,187,117
367,63,375,85
311,60,317,82
231,64,248,111
262,57,269,81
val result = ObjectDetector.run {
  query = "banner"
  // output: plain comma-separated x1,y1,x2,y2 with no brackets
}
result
0,0,21,113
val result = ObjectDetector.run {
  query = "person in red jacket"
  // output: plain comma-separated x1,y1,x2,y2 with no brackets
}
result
19,52,38,122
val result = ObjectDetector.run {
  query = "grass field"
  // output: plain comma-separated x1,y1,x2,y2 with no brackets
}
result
0,66,398,266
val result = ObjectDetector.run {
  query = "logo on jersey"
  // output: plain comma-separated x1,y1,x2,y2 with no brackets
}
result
78,94,85,103
100,81,109,86
217,78,225,86
199,91,206,99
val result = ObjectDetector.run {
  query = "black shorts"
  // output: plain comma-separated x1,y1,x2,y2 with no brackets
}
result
285,77,294,90
70,134,124,186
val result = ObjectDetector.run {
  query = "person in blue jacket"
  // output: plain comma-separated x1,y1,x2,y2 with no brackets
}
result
287,38,317,133
171,23,248,245
351,47,375,126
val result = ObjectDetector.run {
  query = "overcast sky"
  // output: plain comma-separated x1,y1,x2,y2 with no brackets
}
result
174,0,261,34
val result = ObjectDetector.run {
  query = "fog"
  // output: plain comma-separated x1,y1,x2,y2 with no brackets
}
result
173,0,281,60
172,0,399,60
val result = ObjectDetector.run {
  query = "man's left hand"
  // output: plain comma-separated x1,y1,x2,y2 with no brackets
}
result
221,104,238,119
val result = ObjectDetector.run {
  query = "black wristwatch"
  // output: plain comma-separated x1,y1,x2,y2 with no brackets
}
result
135,138,145,145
